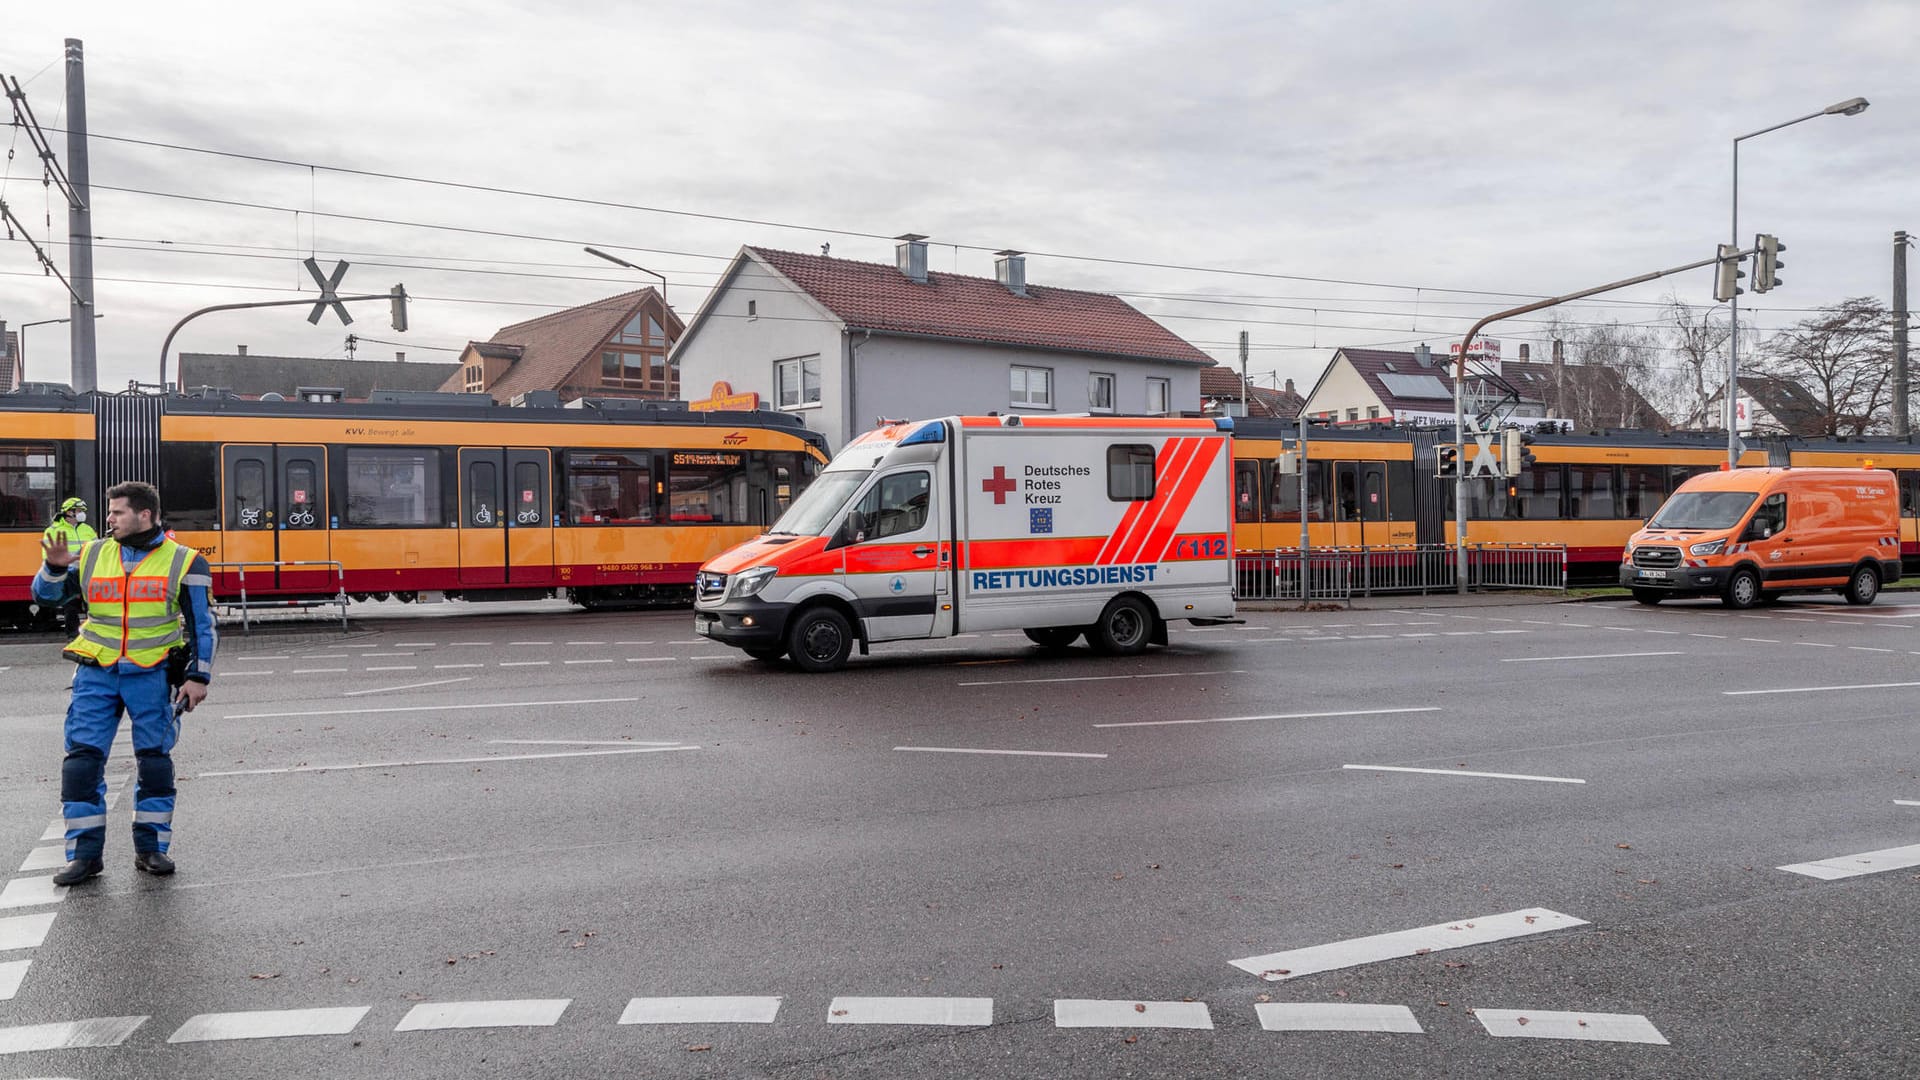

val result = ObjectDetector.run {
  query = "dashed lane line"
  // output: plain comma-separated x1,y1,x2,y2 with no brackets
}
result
1256,1003,1423,1034
1231,908,1588,982
343,677,473,697
0,1015,147,1054
1095,706,1439,730
895,746,1108,759
500,660,551,667
489,739,688,747
1725,680,1920,697
1475,1009,1667,1045
1742,638,1781,644
959,669,1246,687
564,658,615,665
508,640,553,646
434,663,485,669
391,642,438,648
619,997,782,1024
1343,764,1585,786
365,665,418,672
221,697,639,720
1849,646,1895,653
1893,800,1920,807
1053,1000,1213,1029
291,668,348,674
169,1006,371,1043
1778,842,1920,880
1502,652,1683,663
395,999,571,1031
198,745,696,778
827,997,994,1026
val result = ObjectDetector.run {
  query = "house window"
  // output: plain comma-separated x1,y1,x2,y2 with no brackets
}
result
1145,377,1170,415
776,355,821,409
747,300,758,319
1011,365,1053,408
463,364,483,393
1088,372,1115,413
1347,408,1359,421
1367,406,1380,419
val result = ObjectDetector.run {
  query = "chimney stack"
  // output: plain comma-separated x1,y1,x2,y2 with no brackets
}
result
1284,378,1295,394
994,250,1028,297
1518,343,1530,361
1414,344,1432,368
1552,338,1564,365
395,351,406,363
237,344,248,356
894,233,929,284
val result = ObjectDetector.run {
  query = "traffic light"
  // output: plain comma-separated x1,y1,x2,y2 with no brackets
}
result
1502,428,1536,477
1436,443,1459,478
1752,234,1785,293
1714,243,1745,302
390,284,409,333
1275,450,1301,475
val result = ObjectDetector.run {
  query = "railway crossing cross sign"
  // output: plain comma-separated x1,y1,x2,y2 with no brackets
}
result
304,257,355,325
1466,427,1502,478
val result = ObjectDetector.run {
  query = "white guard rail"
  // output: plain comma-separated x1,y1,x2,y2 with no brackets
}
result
208,560,350,632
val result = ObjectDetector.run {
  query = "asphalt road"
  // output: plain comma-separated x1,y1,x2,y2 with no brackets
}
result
0,593,1916,1079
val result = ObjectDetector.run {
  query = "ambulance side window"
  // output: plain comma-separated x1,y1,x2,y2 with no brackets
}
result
851,470,931,542
1108,445,1155,501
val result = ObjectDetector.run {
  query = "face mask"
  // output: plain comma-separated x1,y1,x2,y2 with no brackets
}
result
72,512,86,524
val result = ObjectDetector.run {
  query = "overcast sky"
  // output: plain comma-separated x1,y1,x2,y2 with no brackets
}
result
3,0,1913,396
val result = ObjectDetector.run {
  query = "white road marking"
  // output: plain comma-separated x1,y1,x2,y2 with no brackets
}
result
1688,633,1728,639
200,745,696,777
500,660,551,667
1474,1009,1667,1045
1502,652,1682,663
169,1006,371,1043
1399,633,1437,638
508,641,552,646
0,876,63,910
18,846,65,872
961,670,1245,687
1643,630,1681,635
564,659,615,665
627,657,674,663
434,663,485,670
291,668,348,674
343,676,473,697
1742,638,1781,644
1485,629,1529,635
895,746,1108,759
615,640,654,645
1344,764,1585,785
564,640,606,646
1053,999,1213,1029
220,697,637,720
1255,1003,1423,1033
490,739,688,747
1230,908,1588,981
619,997,782,1024
236,654,288,660
1849,646,1895,653
0,1015,146,1054
38,820,62,842
1096,706,1438,729
361,652,415,658
218,671,276,677
365,665,418,672
1893,800,1920,807
1347,634,1392,640
395,999,571,1030
1305,637,1347,642
0,912,56,951
826,996,993,1026
1725,680,1920,697
0,959,26,1001
1778,842,1920,880
297,653,347,660
1441,631,1482,637
392,642,438,647
449,641,491,646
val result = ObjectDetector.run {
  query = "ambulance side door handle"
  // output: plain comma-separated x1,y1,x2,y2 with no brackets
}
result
912,546,934,557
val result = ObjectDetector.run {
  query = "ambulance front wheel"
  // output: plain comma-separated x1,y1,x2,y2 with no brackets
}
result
1090,596,1155,656
786,607,854,672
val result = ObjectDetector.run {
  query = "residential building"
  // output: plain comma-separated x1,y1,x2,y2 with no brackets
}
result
443,288,684,404
672,239,1213,448
1699,374,1828,437
1199,366,1303,419
1299,343,1662,430
176,349,458,402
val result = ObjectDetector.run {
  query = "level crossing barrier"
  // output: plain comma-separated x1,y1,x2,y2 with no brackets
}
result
1232,543,1565,600
207,560,350,632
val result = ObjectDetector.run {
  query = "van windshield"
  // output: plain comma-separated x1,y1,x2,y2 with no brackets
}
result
1646,490,1758,530
768,470,870,536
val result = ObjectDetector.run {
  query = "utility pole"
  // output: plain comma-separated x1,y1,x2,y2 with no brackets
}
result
1238,330,1249,417
64,39,97,393
1896,230,1910,437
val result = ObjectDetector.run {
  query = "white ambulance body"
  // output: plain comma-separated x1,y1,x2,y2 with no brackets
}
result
693,414,1237,671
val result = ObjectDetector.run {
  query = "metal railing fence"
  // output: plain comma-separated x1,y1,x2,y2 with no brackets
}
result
1233,544,1565,601
208,560,350,632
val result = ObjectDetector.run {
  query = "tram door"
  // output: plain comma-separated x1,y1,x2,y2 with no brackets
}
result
1332,461,1387,548
458,448,553,587
220,444,330,592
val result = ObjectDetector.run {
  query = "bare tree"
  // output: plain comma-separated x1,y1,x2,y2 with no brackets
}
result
1756,297,1893,436
1536,316,1667,429
1657,296,1732,428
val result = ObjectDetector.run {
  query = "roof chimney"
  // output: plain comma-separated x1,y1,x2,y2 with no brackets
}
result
1552,338,1564,365
237,344,248,356
1518,343,1530,361
395,351,406,363
994,250,1028,297
1413,344,1432,368
895,233,929,284
1284,378,1295,394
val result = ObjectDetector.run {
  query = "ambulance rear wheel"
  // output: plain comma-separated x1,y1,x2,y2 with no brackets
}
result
1844,564,1880,606
786,607,854,672
1024,627,1082,650
1090,596,1154,656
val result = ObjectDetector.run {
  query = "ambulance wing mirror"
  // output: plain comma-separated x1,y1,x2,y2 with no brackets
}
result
828,510,868,550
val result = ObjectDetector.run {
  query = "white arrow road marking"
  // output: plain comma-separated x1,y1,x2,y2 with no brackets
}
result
826,997,993,1026
169,1006,371,1043
395,999,571,1030
1255,1003,1423,1033
619,997,782,1024
1231,908,1588,981
0,1015,146,1054
1474,1009,1667,1045
1778,842,1920,880
1053,1000,1213,1029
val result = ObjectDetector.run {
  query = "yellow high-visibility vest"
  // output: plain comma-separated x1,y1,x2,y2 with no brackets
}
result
65,538,192,668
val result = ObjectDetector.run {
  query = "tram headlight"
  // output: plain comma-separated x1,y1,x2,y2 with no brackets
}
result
1688,539,1726,557
731,566,778,599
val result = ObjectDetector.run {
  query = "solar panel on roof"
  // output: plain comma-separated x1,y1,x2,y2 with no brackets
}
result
1377,373,1451,399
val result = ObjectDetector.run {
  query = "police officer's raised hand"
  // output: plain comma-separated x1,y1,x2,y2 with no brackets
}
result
41,536,74,569
174,682,207,714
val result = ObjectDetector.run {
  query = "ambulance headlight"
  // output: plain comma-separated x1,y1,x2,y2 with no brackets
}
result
1689,539,1726,557
731,566,777,599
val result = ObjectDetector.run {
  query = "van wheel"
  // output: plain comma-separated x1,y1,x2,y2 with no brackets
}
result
785,607,854,672
1024,627,1082,650
1090,596,1154,656
1844,564,1880,606
1722,568,1762,609
743,645,786,662
1631,588,1662,606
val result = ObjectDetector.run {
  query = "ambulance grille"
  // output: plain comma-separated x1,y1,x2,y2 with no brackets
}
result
1632,546,1681,569
696,572,727,601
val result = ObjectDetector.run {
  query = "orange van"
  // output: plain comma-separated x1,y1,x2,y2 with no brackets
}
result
1621,467,1900,608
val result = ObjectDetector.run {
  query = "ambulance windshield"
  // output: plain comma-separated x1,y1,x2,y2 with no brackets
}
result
769,470,870,536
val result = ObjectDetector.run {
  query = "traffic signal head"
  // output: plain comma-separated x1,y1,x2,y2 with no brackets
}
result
1752,234,1785,293
1714,243,1745,302
390,284,409,333
1501,429,1537,477
1436,443,1459,478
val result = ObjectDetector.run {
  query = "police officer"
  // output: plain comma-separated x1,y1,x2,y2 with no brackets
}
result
33,481,216,885
42,497,97,638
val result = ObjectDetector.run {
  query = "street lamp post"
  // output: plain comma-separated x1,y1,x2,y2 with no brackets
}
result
17,314,103,384
584,247,667,304
1726,96,1868,467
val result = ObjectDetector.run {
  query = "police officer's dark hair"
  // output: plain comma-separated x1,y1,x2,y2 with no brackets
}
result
105,481,162,520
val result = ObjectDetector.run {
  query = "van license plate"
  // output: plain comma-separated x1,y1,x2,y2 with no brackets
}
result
1638,569,1669,579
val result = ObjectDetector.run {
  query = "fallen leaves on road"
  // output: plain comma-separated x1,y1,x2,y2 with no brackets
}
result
249,972,279,980
687,1044,712,1052
832,1010,847,1016
1255,994,1271,1003
1414,948,1431,955
1523,915,1538,924
1516,1016,1529,1026
1616,843,1632,850
1123,1035,1138,1044
1134,1003,1147,1013
1261,968,1291,978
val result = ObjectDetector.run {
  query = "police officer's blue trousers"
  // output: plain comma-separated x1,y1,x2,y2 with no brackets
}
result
62,662,178,861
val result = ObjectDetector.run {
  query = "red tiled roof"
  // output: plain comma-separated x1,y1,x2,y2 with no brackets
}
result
1199,366,1302,419
748,247,1212,366
439,289,683,401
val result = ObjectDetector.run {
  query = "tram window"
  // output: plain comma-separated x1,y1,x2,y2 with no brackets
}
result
1621,465,1669,520
1234,461,1261,523
1387,461,1416,522
232,459,269,530
667,450,751,524
1509,464,1564,519
344,447,441,527
466,460,498,526
564,450,652,525
1466,480,1508,520
0,443,56,529
161,443,221,531
1899,470,1920,516
285,461,321,529
513,461,544,525
1565,464,1618,519
1108,444,1155,501
1266,460,1329,522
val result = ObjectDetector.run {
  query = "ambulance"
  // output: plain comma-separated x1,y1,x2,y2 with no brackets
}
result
693,414,1238,671
1621,467,1901,608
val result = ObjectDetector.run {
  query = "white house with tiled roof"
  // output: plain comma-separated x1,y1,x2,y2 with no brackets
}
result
671,238,1214,449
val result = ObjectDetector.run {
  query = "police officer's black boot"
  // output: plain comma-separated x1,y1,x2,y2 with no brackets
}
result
52,857,103,886
134,851,175,876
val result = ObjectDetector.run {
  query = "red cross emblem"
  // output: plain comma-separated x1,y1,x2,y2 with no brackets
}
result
982,465,1017,505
